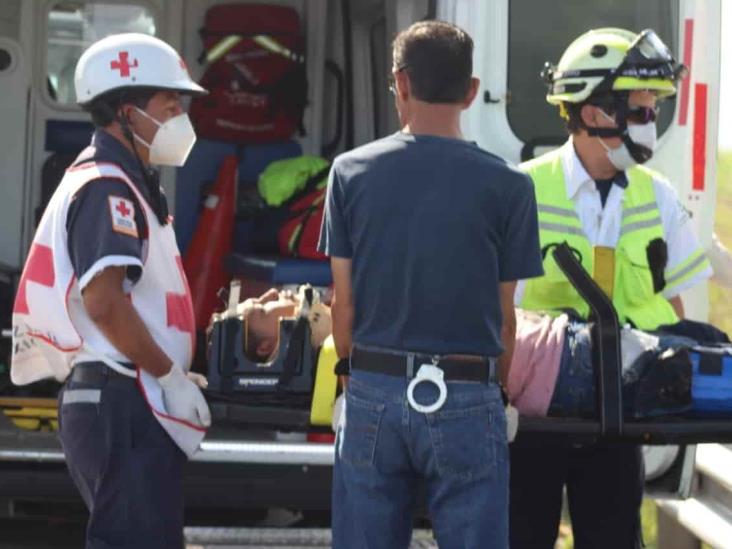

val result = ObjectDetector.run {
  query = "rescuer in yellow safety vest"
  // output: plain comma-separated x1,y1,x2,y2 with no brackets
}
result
509,28,712,549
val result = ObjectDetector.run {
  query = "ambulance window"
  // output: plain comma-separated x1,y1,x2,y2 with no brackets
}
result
47,2,156,104
507,0,679,148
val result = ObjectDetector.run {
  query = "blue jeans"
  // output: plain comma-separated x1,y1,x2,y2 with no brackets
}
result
332,369,508,549
547,322,595,417
547,327,700,418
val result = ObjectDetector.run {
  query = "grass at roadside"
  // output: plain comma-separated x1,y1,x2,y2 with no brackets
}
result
709,150,732,334
557,499,657,549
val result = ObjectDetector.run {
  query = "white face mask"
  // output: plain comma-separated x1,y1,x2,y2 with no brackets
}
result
597,110,657,171
132,108,197,167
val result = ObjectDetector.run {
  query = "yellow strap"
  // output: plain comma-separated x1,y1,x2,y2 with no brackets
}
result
309,335,339,426
592,246,616,299
252,35,304,63
206,34,304,65
4,408,58,419
205,35,242,64
0,397,57,408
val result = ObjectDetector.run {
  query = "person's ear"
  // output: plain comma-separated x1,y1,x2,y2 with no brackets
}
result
581,104,601,129
120,103,142,129
462,77,480,108
395,70,410,101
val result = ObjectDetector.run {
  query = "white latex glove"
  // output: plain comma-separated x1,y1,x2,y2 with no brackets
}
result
332,393,345,433
708,233,732,288
187,371,209,389
333,393,346,457
158,367,212,428
506,404,519,443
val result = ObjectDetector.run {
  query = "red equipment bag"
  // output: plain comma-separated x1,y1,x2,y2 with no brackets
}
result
277,186,327,260
189,4,307,144
183,155,238,330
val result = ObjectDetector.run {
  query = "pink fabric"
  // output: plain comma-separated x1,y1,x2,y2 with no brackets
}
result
506,311,568,417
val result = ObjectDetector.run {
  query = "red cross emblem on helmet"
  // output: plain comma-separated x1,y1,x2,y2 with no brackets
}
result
110,51,139,78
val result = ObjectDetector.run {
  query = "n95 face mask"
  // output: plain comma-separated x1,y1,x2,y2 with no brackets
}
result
598,110,657,171
133,108,197,167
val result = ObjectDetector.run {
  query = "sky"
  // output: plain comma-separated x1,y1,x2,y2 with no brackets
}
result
719,1,731,150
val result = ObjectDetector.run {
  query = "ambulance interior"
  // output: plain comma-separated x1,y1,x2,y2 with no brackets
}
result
0,0,729,500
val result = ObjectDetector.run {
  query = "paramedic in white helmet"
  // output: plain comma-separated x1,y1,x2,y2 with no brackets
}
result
10,33,209,548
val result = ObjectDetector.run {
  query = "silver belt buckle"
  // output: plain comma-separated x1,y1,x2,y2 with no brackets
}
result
406,363,447,414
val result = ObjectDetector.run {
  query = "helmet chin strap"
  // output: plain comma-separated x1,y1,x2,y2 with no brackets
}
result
118,108,169,226
585,99,653,164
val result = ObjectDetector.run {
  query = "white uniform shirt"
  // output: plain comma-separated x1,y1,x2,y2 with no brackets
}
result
515,140,712,304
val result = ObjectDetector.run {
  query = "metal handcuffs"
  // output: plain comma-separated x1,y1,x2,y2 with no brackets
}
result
406,363,447,414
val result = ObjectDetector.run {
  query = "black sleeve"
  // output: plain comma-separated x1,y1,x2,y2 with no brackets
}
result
66,178,147,290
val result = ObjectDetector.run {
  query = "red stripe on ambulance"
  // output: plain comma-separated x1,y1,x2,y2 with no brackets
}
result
692,83,708,191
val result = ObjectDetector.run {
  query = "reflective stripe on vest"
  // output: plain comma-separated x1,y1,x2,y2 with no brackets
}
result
665,249,710,292
519,149,678,330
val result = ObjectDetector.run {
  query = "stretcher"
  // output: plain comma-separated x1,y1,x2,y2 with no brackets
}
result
205,286,338,431
206,242,732,444
517,243,732,446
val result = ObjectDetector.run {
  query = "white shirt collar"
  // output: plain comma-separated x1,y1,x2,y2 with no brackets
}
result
559,138,596,200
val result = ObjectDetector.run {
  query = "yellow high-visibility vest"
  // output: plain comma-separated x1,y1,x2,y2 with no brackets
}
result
519,149,683,330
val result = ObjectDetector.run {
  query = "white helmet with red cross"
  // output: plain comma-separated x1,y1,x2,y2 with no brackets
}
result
74,33,206,105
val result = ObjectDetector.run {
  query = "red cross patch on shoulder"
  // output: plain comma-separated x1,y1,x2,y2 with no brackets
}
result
108,196,138,237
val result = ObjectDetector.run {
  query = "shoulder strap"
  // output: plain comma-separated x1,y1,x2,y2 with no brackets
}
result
282,164,331,208
67,160,153,214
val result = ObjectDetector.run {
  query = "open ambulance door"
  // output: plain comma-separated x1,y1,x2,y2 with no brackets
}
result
437,0,723,499
18,0,172,262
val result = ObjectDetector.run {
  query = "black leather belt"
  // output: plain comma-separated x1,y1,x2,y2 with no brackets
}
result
350,346,497,383
69,361,136,385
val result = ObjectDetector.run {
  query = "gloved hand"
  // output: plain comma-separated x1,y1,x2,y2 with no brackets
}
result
187,371,209,389
158,366,212,428
505,404,519,443
332,393,345,433
332,393,347,458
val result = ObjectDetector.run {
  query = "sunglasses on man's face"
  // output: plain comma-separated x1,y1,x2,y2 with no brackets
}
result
626,105,659,124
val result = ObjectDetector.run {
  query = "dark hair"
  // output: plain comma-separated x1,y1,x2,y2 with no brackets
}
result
392,20,473,104
83,87,158,128
565,102,585,134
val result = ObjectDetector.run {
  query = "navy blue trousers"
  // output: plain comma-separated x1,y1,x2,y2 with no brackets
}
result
58,363,186,549
509,437,643,549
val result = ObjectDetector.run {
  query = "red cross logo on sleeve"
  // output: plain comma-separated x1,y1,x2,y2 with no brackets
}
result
166,257,196,353
110,51,139,78
116,200,131,217
14,244,55,315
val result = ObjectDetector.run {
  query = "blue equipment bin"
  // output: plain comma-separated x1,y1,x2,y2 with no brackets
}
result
225,254,332,287
690,348,732,413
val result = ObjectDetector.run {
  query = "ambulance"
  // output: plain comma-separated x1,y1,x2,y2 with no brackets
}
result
0,0,728,540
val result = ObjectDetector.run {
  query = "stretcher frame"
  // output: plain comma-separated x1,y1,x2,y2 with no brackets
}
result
516,243,732,445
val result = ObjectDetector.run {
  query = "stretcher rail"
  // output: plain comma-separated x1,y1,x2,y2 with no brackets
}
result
517,244,732,445
519,417,732,445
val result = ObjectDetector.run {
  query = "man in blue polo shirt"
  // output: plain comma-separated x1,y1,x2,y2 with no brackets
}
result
319,20,543,549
